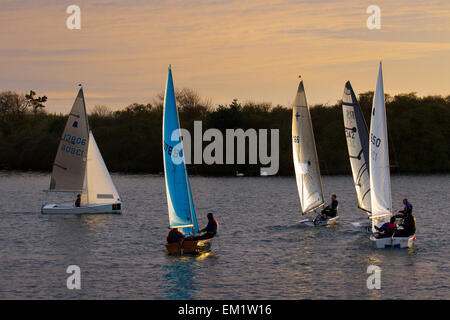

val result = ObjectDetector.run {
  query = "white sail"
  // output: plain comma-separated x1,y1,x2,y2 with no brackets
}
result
81,131,120,205
342,81,371,213
369,63,392,231
49,88,89,191
292,80,324,214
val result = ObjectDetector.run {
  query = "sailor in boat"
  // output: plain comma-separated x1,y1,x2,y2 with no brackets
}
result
75,194,81,207
186,213,218,241
396,198,413,216
374,216,397,239
394,210,416,238
320,194,338,219
167,228,186,244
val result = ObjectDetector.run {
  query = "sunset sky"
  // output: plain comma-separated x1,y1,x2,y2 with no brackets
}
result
1,0,449,113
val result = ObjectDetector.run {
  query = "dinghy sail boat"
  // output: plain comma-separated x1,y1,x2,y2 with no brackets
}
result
163,66,213,254
292,79,337,226
341,81,372,232
41,86,122,214
368,63,415,248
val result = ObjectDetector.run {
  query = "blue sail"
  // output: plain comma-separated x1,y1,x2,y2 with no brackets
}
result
163,66,199,237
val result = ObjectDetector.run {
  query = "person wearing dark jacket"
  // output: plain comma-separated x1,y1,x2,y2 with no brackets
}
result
396,199,413,216
186,213,218,241
167,228,185,243
75,194,81,207
321,194,338,218
395,211,416,237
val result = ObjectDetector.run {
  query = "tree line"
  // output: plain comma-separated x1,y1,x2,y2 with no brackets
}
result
0,88,449,175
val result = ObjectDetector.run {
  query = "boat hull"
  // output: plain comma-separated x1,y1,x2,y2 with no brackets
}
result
301,216,339,227
166,238,213,255
41,202,122,214
369,234,415,248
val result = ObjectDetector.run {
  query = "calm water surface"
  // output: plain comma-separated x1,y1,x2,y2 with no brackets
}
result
0,172,448,299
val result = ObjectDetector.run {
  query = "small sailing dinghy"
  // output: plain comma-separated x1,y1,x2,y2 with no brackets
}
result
163,66,213,255
292,79,337,226
342,81,372,232
41,86,122,214
368,63,415,248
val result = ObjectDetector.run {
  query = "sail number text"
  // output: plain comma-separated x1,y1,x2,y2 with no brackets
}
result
63,134,86,146
370,133,381,147
61,134,86,157
164,141,181,158
346,130,355,139
292,136,300,143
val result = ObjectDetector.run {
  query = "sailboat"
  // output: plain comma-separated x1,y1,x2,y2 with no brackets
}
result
341,81,372,232
368,63,415,248
163,66,212,254
41,86,122,214
293,79,337,226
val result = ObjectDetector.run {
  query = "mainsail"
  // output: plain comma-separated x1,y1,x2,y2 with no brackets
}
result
162,66,199,236
81,131,120,206
342,81,371,213
292,80,324,214
49,87,89,192
369,63,392,231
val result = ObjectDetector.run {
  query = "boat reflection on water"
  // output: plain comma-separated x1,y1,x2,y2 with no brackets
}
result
162,250,217,299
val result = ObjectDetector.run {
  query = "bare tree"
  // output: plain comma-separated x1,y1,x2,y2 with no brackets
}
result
91,105,112,117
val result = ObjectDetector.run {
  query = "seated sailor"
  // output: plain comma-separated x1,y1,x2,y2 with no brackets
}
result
321,194,338,218
75,194,81,207
186,213,218,241
166,228,185,244
395,210,416,237
374,216,397,239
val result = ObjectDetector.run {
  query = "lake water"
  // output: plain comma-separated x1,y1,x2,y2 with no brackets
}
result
0,172,448,299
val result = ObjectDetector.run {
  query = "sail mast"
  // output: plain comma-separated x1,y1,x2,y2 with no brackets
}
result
81,86,90,205
342,81,371,214
369,62,392,232
292,79,325,215
49,85,90,192
162,65,199,236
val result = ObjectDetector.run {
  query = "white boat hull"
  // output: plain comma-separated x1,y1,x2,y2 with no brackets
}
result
41,202,122,214
300,216,339,227
369,234,415,248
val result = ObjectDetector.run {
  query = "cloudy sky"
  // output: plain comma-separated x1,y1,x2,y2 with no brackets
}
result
1,0,449,112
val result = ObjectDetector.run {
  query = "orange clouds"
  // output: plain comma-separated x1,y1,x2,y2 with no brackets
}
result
0,0,449,112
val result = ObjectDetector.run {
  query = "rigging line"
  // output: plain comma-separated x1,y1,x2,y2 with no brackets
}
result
386,113,400,174
305,202,325,215
358,205,372,214
69,113,80,118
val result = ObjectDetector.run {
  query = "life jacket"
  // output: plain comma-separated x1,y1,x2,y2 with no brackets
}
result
208,219,219,234
214,219,219,233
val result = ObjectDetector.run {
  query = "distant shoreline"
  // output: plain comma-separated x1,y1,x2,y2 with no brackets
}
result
1,90,449,175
